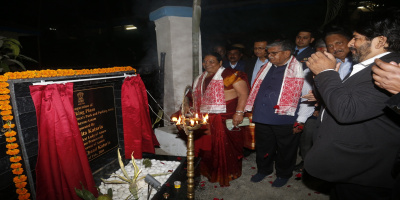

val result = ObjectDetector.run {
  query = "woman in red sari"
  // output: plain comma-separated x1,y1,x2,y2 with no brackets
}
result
188,52,249,186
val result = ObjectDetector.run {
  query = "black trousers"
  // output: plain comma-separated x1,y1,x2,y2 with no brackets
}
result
334,183,392,200
300,117,317,160
254,123,300,178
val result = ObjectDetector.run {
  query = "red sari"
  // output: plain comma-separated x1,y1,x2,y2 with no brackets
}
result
196,69,247,186
199,97,244,186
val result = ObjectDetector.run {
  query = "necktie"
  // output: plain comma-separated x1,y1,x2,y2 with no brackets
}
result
294,50,299,57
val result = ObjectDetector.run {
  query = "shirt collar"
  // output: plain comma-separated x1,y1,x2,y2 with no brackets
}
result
295,46,309,54
336,57,350,63
257,57,268,64
349,52,390,77
359,52,390,66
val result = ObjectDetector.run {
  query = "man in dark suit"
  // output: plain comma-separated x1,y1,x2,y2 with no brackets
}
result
305,10,400,199
222,46,246,72
242,38,269,157
372,58,400,199
244,38,268,87
294,29,315,69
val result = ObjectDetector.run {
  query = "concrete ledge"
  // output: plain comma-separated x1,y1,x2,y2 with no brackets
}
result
154,125,187,156
149,6,192,21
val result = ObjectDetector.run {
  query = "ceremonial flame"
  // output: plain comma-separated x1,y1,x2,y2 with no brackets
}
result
203,114,209,124
171,117,177,122
190,119,194,126
176,116,182,125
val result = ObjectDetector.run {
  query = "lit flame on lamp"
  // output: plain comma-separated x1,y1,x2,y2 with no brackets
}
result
173,113,208,127
203,114,209,124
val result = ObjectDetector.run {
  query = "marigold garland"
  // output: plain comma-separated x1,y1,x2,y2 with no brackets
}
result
3,123,15,128
18,192,30,200
16,188,28,195
12,168,24,175
0,95,11,100
11,163,22,169
6,137,16,142
5,130,16,137
6,148,20,155
10,156,22,162
1,110,12,115
15,181,27,188
13,175,27,183
2,115,13,121
6,143,19,149
1,66,135,200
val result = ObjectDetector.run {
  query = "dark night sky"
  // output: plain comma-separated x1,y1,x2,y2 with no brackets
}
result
1,0,397,71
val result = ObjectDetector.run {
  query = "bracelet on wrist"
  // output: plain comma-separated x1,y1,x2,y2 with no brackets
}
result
236,110,244,113
234,112,244,116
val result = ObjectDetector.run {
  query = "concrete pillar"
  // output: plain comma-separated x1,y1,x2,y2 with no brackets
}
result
150,6,202,117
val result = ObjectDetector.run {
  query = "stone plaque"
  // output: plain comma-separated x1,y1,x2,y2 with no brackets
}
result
73,85,119,161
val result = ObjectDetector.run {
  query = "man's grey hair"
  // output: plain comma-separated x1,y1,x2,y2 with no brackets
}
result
266,40,295,55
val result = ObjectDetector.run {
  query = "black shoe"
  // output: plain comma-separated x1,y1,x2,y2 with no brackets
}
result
294,161,304,172
271,177,289,187
250,173,267,182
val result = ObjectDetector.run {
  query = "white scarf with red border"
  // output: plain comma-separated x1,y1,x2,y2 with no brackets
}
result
245,56,304,116
193,67,226,113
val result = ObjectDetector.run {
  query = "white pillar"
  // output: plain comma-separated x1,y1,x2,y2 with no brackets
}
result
150,6,202,117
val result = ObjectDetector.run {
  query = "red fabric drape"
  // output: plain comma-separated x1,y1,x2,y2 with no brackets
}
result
30,83,97,200
121,75,159,159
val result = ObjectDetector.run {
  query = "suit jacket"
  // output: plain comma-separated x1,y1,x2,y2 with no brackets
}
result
244,57,258,85
296,46,315,70
222,60,246,72
304,52,400,188
387,93,400,179
387,93,400,115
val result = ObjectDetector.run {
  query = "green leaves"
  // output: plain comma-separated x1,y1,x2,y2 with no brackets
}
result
74,183,96,200
0,37,37,72
1,38,21,58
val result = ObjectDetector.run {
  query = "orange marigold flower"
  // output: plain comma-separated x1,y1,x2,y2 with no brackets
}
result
13,175,27,183
0,88,10,94
0,81,9,88
5,130,17,137
0,104,12,110
6,143,19,149
18,193,30,200
20,72,29,79
12,168,24,175
0,95,11,100
0,100,10,105
10,156,22,162
29,71,38,78
15,181,27,188
6,137,17,142
2,115,13,121
0,76,8,81
7,149,20,155
33,71,42,78
3,123,15,128
16,188,28,195
3,72,15,79
14,72,22,79
11,163,22,169
1,110,12,115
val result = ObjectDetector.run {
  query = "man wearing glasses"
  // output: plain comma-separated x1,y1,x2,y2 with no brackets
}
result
245,40,314,187
245,38,269,87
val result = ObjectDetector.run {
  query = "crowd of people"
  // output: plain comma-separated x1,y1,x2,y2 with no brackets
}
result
181,8,400,199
